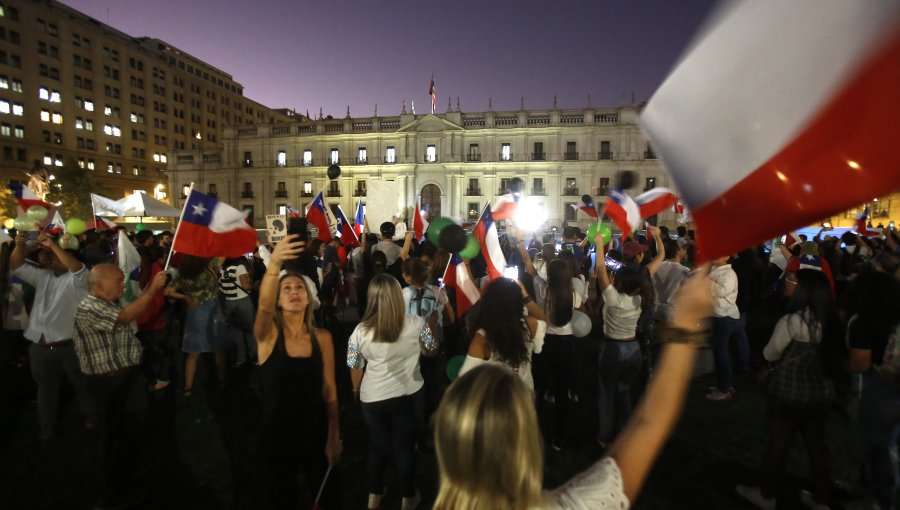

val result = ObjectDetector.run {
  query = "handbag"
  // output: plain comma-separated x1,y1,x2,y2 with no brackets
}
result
755,341,814,389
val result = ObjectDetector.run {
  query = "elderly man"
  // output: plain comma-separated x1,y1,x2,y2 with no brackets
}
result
10,231,96,440
73,263,167,509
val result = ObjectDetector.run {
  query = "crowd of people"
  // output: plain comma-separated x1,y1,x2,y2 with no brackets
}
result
1,217,899,510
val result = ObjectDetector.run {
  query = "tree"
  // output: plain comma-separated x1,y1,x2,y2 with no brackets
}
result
46,160,108,220
0,186,15,221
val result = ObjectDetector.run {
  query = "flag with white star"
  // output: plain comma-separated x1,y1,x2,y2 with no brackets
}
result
172,189,257,258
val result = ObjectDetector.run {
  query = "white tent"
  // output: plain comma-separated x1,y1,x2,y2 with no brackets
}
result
116,192,181,217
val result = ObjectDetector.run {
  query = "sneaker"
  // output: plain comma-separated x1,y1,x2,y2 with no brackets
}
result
799,489,831,510
568,389,579,403
735,485,775,510
706,388,734,401
367,493,383,510
551,436,565,451
401,490,421,510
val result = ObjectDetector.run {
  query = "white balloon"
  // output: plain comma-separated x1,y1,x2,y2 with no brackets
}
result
571,310,592,338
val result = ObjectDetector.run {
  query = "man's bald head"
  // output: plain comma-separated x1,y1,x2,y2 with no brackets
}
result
90,263,125,301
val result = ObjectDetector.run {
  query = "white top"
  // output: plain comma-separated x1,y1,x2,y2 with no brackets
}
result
459,320,547,390
349,246,365,276
763,311,822,361
4,276,29,331
709,264,740,319
534,274,586,336
349,315,426,403
12,263,89,343
218,264,249,300
545,457,630,509
652,261,691,321
373,240,402,266
601,286,642,340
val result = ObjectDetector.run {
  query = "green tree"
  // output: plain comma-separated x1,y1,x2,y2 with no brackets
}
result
0,186,15,221
46,160,108,220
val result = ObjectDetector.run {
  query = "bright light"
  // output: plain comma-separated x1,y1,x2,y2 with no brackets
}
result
155,184,165,192
513,198,547,232
775,170,788,182
848,160,861,170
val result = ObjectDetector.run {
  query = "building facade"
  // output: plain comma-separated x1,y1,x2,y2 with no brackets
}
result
167,103,676,232
0,0,291,200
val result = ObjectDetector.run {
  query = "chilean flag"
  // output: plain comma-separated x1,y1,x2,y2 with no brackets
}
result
490,193,519,221
171,190,257,258
305,192,333,242
428,77,436,114
855,207,882,237
441,253,480,317
91,216,118,231
43,210,65,235
473,204,506,280
673,199,692,224
602,189,641,238
634,188,678,219
640,1,900,261
572,195,599,218
334,205,359,247
413,200,429,242
353,200,364,236
9,183,49,211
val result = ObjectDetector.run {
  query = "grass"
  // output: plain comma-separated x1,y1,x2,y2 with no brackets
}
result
0,303,870,509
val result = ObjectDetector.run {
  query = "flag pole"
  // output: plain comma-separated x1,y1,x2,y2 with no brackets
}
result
164,183,193,271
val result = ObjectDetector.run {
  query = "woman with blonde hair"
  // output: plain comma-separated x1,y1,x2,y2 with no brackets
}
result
348,273,439,510
433,257,713,510
253,234,342,509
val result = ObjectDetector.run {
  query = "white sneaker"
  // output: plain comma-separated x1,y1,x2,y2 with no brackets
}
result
799,489,831,510
735,484,775,510
367,493,383,509
401,490,421,510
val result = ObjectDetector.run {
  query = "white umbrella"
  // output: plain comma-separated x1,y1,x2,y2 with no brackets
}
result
116,192,181,217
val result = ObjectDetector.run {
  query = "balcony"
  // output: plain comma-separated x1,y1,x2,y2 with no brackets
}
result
598,151,613,160
564,152,579,161
465,188,482,196
356,158,368,165
207,192,218,198
466,154,481,162
532,152,546,161
354,189,367,197
275,190,288,198
301,159,313,167
384,158,397,164
423,154,437,163
562,187,579,196
240,191,254,198
594,187,610,196
242,160,253,168
327,189,341,197
531,188,547,196
497,188,512,195
301,191,314,198
329,158,340,165
498,153,513,162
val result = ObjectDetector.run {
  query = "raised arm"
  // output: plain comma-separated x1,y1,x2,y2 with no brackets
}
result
253,235,304,355
117,271,168,326
9,232,27,271
645,225,666,276
592,233,611,291
400,231,415,261
40,233,84,273
607,266,712,501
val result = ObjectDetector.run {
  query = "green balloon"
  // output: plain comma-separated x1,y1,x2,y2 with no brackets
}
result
26,205,48,221
66,218,87,236
587,223,613,246
446,355,466,381
459,236,480,260
135,223,148,233
426,217,454,246
13,216,36,231
58,235,79,250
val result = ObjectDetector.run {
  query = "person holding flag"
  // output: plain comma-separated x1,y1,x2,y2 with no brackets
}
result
473,204,506,281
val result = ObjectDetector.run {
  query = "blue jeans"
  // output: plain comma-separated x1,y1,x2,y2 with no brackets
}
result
597,340,642,442
361,390,420,498
221,297,256,365
859,371,900,508
710,315,750,392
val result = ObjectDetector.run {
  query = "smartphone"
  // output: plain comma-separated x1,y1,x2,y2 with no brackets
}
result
822,221,833,230
890,221,895,230
503,266,519,279
604,256,623,271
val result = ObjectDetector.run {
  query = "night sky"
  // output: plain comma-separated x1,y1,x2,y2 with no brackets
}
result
63,0,719,117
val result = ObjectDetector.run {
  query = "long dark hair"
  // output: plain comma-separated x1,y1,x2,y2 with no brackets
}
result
545,259,573,327
176,254,211,280
474,278,530,366
785,269,832,335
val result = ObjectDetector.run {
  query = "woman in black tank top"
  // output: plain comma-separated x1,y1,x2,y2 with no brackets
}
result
254,235,342,509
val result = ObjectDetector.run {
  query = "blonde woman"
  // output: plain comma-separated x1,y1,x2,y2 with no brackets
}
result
433,265,713,510
253,235,341,509
347,273,439,510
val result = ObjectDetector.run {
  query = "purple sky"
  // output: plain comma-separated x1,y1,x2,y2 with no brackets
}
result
64,0,719,117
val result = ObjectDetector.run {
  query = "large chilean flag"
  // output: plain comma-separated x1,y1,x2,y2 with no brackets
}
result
172,190,257,258
305,192,333,242
473,204,506,280
640,1,900,261
441,253,480,317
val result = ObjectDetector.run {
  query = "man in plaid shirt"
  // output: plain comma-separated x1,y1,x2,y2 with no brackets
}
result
73,263,168,509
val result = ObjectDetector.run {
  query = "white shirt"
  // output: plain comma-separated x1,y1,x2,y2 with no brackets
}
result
13,263,89,343
763,312,822,362
710,264,740,319
601,285,642,340
534,274,586,335
459,320,547,391
653,261,691,321
372,240,402,266
349,315,426,403
546,457,630,509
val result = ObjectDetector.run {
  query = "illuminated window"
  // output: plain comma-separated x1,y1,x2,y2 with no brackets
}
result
0,100,8,113
425,144,436,162
84,100,94,111
39,87,50,100
87,160,95,170
43,154,52,165
75,118,84,129
330,148,339,164
303,149,312,166
51,112,62,124
12,103,23,116
357,147,367,163
386,146,396,163
50,91,61,103
0,77,7,89
276,150,286,167
54,156,63,167
0,123,9,136
303,181,312,194
14,125,23,138
41,109,50,122
501,143,511,161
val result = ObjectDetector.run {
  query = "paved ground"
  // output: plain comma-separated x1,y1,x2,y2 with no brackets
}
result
0,301,874,509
